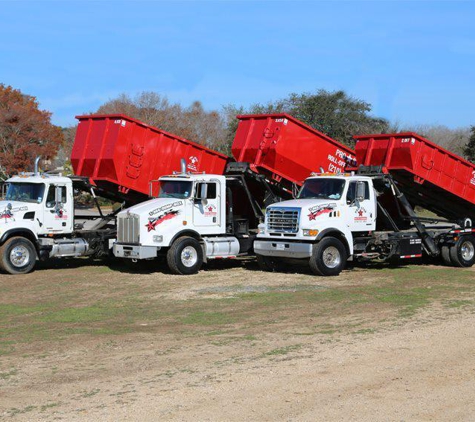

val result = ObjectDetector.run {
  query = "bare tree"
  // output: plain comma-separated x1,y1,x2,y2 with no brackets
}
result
391,122,470,156
96,92,227,153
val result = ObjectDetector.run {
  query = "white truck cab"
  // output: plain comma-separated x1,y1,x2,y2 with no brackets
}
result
1,174,74,233
255,173,377,275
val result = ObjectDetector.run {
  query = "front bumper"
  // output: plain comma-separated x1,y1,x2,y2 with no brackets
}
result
113,243,159,260
254,240,313,259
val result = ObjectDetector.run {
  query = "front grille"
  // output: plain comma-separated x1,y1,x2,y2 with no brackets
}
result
118,213,140,244
267,208,300,233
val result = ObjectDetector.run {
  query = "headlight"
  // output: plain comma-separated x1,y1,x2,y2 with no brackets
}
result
258,223,265,235
302,229,319,237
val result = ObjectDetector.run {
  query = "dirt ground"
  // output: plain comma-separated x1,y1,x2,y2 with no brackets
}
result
1,259,475,421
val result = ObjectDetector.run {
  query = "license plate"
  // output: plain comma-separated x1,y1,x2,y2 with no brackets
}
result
276,243,285,251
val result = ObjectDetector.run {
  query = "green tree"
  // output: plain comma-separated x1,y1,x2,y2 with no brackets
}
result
463,126,475,162
0,84,64,178
223,89,388,153
283,90,389,146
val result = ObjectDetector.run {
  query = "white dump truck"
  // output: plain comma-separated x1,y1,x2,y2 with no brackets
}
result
0,160,116,274
113,162,279,274
255,131,475,276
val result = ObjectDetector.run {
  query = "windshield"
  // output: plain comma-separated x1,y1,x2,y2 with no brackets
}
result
298,178,345,200
5,182,45,203
158,180,192,199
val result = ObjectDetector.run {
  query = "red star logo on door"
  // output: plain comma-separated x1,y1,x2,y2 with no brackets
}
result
208,206,214,212
358,210,364,216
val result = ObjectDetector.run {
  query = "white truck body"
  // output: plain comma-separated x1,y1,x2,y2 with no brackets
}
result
113,172,259,274
0,173,115,275
255,173,475,275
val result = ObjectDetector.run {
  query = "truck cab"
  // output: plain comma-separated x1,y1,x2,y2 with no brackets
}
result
0,174,75,274
114,172,256,274
1,175,74,235
255,174,377,275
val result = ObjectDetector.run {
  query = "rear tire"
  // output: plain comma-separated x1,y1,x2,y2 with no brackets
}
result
309,237,347,276
449,236,475,268
441,245,452,266
167,236,203,275
0,237,37,275
256,255,283,272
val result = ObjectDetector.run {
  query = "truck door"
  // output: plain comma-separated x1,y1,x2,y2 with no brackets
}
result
192,181,221,227
346,180,376,232
40,184,72,234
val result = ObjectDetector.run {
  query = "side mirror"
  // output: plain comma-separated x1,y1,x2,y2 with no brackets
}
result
55,186,62,205
195,183,208,205
356,181,366,202
200,183,208,199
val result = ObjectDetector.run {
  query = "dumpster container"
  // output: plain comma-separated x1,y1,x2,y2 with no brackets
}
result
232,113,356,192
354,132,475,222
71,114,229,203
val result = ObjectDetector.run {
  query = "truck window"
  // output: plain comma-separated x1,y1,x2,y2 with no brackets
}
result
158,180,192,199
5,182,45,203
46,185,67,208
346,181,370,202
196,182,217,199
298,178,345,200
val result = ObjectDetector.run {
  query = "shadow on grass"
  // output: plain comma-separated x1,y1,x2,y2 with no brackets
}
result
30,253,440,278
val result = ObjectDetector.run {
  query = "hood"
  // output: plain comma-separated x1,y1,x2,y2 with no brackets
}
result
268,198,338,209
119,197,186,218
0,200,35,223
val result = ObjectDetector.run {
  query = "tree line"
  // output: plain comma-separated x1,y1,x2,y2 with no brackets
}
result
1,83,474,179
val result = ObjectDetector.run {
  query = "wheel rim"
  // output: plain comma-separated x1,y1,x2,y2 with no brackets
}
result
10,245,30,268
181,246,198,268
460,241,475,262
322,246,341,269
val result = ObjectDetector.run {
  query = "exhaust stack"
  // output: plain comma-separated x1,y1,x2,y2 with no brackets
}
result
34,156,41,176
180,158,187,174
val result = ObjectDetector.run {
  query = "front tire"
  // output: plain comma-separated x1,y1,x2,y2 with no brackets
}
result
167,236,203,275
309,237,347,276
449,236,475,267
0,237,37,275
441,245,452,266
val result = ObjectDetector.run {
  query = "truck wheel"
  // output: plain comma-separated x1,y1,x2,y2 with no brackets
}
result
441,245,452,266
0,237,37,275
449,237,475,268
167,236,203,275
309,237,347,276
256,255,283,272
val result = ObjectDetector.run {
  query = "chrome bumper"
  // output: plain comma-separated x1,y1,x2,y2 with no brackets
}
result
113,243,159,260
254,240,313,259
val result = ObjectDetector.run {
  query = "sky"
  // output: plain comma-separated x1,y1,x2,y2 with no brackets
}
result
1,0,474,128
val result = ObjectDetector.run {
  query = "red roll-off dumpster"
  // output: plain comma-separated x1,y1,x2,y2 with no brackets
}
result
71,114,229,202
354,132,475,221
232,113,356,192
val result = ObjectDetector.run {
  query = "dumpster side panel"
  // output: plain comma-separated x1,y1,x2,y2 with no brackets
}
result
354,132,475,221
71,115,229,203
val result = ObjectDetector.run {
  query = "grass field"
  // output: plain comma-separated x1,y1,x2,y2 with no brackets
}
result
1,258,475,419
